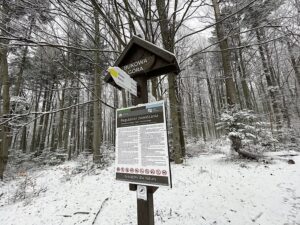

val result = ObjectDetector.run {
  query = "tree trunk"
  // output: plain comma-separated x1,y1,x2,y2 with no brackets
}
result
112,88,118,145
211,0,237,106
232,60,243,107
57,82,67,149
35,88,48,154
156,0,185,163
151,77,158,100
168,73,183,163
196,78,206,142
287,41,300,87
85,101,93,152
204,67,218,138
49,112,57,152
187,92,197,139
30,89,42,152
256,29,282,131
20,126,27,153
92,6,103,163
236,35,252,109
63,105,72,155
14,17,35,96
39,85,54,151
0,0,10,179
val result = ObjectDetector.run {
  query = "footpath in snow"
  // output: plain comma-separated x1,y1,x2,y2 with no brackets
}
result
0,145,300,225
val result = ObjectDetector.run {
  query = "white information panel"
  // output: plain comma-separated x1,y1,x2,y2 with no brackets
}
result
115,101,172,187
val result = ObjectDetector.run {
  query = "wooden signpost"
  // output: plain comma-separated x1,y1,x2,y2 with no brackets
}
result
105,35,180,225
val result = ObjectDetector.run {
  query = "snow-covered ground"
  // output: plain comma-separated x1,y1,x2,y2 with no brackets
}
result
0,144,300,225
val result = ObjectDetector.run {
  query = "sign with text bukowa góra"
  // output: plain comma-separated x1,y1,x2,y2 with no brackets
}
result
121,56,155,76
115,101,172,187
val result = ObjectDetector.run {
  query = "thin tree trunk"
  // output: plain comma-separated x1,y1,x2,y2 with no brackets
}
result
57,82,67,149
49,113,57,152
204,67,217,138
232,60,243,107
256,29,282,131
249,82,259,112
294,79,300,118
85,101,93,152
39,85,54,152
63,89,73,155
237,36,252,109
68,105,77,160
196,78,206,142
20,126,27,153
14,17,35,96
112,88,118,145
187,92,197,139
75,109,80,156
46,98,56,148
30,89,42,152
287,41,300,87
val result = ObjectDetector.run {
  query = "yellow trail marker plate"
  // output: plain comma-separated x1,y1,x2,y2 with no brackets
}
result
107,66,137,96
107,67,119,78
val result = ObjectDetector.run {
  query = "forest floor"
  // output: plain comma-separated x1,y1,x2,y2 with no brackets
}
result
0,142,300,225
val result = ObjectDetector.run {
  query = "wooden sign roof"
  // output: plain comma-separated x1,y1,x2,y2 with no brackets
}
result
105,36,180,87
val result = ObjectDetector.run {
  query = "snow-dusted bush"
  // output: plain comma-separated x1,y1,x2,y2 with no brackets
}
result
11,176,47,205
216,108,275,153
9,96,31,127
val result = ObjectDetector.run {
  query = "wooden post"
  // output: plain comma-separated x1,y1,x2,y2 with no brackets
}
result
129,76,158,225
104,36,179,225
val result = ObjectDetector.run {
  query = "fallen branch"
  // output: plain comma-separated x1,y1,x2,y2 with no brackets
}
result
74,211,90,215
237,149,261,160
92,197,109,225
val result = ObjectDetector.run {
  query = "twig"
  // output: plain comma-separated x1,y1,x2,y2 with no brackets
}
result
92,197,109,225
252,212,263,222
61,215,72,217
74,211,90,215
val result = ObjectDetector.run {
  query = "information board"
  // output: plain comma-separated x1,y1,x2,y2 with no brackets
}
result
115,101,172,187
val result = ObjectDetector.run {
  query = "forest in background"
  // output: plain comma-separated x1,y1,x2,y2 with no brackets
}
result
0,0,300,179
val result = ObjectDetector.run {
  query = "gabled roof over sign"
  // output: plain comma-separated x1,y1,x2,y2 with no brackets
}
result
105,36,180,87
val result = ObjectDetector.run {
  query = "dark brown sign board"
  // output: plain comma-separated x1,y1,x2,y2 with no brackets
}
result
104,35,180,90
